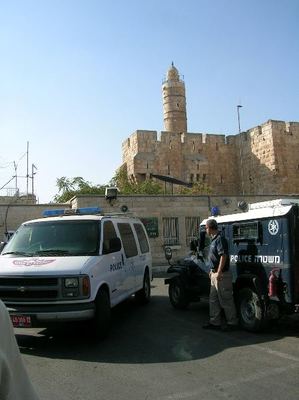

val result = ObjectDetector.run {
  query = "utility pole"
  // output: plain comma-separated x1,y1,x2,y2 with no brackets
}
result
13,161,18,195
26,141,29,195
237,104,242,134
31,164,37,195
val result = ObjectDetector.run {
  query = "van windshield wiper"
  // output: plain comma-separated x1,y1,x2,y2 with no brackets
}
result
33,249,70,256
2,251,33,257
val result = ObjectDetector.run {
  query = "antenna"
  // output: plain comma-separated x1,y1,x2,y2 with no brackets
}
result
13,161,17,193
31,164,37,195
26,141,29,196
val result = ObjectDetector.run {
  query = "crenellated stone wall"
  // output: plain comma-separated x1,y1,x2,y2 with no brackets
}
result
122,120,299,196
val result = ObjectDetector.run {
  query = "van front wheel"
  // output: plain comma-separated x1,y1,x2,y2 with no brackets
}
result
94,289,111,339
238,288,265,332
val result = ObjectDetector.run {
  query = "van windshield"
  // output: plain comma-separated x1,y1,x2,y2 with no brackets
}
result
2,220,100,257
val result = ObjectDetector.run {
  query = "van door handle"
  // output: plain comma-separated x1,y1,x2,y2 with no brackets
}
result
121,254,124,265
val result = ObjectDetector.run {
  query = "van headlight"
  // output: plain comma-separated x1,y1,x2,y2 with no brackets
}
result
64,278,79,288
61,276,89,299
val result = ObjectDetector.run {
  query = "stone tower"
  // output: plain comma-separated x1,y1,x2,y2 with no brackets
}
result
162,63,187,133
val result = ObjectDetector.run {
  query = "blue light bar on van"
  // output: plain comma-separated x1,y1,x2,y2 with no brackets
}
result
75,207,102,215
42,207,102,217
42,209,65,217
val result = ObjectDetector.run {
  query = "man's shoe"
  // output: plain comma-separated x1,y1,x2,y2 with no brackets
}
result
202,323,221,330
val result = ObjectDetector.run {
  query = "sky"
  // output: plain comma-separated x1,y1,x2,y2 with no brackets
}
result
0,0,298,203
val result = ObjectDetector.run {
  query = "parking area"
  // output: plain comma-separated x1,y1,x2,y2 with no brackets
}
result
15,277,299,400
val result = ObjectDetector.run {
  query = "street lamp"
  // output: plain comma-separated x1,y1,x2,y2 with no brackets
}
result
237,105,244,195
237,104,242,134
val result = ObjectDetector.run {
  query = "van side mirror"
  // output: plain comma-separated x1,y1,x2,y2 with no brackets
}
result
0,241,7,253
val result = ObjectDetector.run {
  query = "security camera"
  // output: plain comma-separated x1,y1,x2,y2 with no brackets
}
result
105,187,118,201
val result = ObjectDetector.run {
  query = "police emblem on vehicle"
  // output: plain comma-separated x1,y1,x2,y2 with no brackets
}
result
268,220,279,235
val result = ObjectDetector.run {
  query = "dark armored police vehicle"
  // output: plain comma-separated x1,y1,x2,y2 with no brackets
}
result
165,198,299,332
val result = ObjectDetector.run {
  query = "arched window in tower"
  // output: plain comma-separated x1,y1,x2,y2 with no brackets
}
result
220,175,224,184
216,143,219,151
190,174,194,182
192,141,195,151
169,140,172,149
167,164,170,175
203,173,207,182
197,164,199,170
196,174,200,182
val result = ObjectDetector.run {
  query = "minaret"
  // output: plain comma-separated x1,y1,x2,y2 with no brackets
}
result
162,63,187,133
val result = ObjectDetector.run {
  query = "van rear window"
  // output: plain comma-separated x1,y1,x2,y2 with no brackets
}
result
134,223,149,254
117,223,138,258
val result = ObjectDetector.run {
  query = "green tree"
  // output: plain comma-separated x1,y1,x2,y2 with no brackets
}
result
110,166,163,194
179,181,212,195
54,176,107,202
54,169,210,203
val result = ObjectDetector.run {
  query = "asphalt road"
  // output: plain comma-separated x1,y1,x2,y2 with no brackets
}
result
15,277,299,400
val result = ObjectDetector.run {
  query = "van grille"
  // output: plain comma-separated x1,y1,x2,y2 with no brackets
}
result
0,276,59,302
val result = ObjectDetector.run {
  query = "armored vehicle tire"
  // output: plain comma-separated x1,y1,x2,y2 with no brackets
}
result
238,288,265,332
93,289,111,339
135,270,151,304
169,279,190,309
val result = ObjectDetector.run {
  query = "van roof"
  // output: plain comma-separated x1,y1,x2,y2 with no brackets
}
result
23,214,140,225
201,198,299,226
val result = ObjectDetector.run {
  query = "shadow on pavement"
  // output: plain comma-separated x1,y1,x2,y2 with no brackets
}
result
16,279,299,364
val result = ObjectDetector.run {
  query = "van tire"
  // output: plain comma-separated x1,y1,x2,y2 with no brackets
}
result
94,289,111,339
135,270,151,304
238,288,265,332
169,278,189,309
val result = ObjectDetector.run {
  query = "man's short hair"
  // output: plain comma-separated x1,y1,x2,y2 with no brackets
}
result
206,218,218,230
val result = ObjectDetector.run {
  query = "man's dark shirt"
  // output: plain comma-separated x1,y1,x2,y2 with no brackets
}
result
208,232,230,272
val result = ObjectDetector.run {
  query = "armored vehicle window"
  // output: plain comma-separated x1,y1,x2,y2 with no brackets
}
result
118,223,138,258
233,222,259,241
134,223,149,254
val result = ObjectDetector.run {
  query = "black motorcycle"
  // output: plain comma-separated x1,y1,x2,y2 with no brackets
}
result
164,245,210,309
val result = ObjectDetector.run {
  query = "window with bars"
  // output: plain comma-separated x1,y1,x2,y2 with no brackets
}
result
185,217,201,245
162,217,179,245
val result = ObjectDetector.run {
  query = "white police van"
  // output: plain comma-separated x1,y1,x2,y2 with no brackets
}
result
0,207,152,338
200,199,299,331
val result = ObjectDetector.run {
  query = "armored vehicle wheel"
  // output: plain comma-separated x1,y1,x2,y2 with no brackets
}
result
135,270,151,304
238,288,265,332
93,289,111,339
169,279,190,309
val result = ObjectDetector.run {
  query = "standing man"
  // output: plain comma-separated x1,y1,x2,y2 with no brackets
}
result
203,219,238,331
